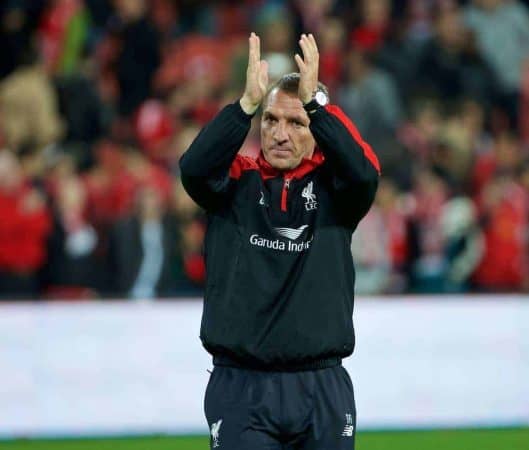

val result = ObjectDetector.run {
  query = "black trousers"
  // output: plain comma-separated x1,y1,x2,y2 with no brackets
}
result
204,364,356,450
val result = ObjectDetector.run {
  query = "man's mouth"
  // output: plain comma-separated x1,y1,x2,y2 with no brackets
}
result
270,147,292,155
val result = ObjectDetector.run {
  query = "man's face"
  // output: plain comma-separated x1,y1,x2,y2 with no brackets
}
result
261,89,316,171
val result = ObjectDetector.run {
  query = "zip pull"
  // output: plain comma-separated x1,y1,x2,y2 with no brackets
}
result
281,177,291,212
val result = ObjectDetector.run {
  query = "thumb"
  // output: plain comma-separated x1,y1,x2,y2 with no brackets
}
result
294,54,306,72
259,60,268,76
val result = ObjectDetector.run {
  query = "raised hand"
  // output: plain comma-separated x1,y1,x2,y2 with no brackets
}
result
294,33,319,104
240,32,269,115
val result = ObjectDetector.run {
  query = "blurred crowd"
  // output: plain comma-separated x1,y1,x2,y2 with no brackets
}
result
0,0,529,300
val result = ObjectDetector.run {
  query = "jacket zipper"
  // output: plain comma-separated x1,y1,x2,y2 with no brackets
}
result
281,177,291,212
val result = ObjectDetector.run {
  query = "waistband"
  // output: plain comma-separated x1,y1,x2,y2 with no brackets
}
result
213,355,342,372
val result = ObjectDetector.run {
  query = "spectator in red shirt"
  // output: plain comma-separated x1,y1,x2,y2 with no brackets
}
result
350,0,392,53
472,174,529,291
317,16,346,94
472,131,522,197
0,150,51,299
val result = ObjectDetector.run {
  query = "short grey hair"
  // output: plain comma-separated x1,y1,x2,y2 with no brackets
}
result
264,73,329,106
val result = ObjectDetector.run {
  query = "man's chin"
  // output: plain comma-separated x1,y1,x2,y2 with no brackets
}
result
264,152,301,171
269,159,294,171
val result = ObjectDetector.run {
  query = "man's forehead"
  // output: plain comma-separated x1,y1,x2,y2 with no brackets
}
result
264,89,308,120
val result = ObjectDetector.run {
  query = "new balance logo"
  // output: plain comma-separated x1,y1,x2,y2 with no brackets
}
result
211,419,222,447
274,225,308,240
342,413,354,437
342,425,354,437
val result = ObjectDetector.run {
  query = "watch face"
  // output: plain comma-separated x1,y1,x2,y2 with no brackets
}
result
315,90,329,106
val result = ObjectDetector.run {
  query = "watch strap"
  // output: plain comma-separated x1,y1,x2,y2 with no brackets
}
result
303,98,322,114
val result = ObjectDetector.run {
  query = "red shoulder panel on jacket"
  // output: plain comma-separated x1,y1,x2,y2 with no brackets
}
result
324,104,381,174
229,154,259,179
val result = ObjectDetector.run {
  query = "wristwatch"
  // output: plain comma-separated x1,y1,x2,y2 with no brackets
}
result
303,90,329,114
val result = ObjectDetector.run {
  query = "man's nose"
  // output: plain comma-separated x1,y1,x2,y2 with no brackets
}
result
274,121,288,142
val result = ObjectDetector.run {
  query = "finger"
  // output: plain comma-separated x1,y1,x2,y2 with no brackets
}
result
254,34,261,64
248,35,254,69
303,33,318,62
307,33,319,54
248,33,258,68
299,35,312,63
302,33,318,63
294,53,306,72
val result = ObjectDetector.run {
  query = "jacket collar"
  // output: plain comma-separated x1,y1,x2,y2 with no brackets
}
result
256,148,325,180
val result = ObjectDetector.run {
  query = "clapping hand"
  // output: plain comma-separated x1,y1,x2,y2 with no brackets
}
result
240,32,269,115
239,32,321,112
294,33,320,105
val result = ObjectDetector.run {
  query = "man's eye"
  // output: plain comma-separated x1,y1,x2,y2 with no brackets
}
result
267,117,277,123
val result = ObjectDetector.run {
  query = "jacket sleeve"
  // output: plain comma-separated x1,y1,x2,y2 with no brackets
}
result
179,102,253,210
308,104,380,224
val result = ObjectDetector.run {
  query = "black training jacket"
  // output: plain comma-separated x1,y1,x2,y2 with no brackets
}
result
179,101,380,370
